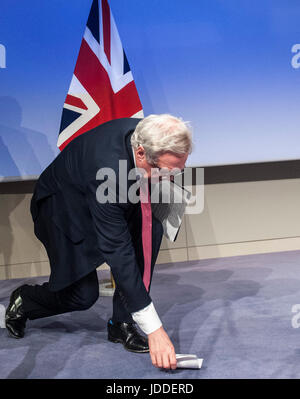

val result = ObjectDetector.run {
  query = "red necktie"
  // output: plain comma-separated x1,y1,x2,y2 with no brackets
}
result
140,180,152,292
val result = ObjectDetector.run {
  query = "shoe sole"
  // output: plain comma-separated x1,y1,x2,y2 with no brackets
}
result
108,335,149,353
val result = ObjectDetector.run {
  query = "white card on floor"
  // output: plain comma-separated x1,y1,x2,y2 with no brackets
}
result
176,354,203,369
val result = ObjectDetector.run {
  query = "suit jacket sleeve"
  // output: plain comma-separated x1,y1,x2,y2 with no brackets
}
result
86,181,152,314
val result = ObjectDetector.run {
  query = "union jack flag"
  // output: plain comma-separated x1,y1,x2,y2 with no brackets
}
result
57,0,144,150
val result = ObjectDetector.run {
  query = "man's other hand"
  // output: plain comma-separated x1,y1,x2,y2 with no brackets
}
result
148,326,177,369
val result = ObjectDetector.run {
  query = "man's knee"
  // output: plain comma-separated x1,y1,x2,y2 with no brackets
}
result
76,289,99,310
66,279,99,311
59,271,100,311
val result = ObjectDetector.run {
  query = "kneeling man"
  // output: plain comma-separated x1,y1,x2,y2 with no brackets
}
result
5,114,192,370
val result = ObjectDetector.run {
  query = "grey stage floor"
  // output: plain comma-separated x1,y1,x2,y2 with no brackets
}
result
1,250,300,379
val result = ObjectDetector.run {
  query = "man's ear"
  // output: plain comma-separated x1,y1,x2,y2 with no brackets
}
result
136,145,146,162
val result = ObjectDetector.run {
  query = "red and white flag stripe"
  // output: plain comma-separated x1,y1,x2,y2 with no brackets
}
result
58,0,143,150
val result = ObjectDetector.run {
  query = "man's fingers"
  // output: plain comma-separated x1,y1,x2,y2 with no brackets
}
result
165,351,177,370
150,353,158,368
156,354,163,368
151,352,177,369
170,351,177,369
162,353,170,369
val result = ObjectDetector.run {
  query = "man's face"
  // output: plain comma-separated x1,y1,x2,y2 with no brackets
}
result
134,146,189,179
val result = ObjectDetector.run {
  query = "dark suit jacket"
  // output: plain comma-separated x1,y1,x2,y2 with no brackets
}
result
30,118,155,314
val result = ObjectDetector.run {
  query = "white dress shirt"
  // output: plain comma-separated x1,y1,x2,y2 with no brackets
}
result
132,302,162,335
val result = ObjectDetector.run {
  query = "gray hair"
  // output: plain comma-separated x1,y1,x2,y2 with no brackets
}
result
131,114,193,164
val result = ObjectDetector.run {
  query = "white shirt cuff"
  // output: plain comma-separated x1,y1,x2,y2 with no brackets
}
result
132,302,162,335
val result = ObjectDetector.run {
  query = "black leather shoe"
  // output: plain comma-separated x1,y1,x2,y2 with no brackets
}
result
5,286,28,339
107,319,149,353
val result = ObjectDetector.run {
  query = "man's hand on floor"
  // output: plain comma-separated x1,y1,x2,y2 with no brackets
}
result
148,326,177,369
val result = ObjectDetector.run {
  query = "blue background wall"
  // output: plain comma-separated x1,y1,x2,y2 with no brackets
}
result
0,0,300,180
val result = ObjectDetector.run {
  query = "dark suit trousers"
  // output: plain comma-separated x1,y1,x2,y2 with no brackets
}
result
21,205,163,323
21,270,99,320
